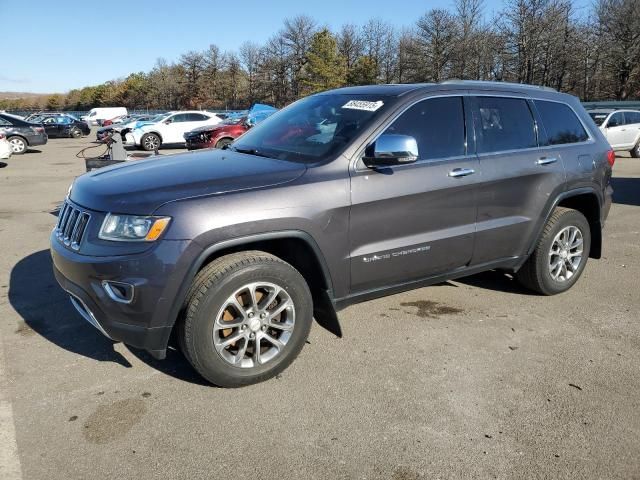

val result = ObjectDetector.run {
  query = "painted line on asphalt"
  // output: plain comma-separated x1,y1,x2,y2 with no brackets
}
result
0,336,23,480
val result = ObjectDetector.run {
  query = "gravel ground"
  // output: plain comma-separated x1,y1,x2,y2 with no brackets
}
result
0,135,639,480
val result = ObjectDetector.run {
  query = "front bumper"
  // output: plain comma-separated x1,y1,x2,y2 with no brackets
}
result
50,232,202,359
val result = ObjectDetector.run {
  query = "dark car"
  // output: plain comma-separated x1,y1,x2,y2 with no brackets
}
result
51,81,613,387
0,112,48,154
39,115,90,138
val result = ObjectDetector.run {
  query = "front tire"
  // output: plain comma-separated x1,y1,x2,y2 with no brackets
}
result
70,127,82,138
630,143,640,158
8,136,27,154
141,133,161,151
179,251,313,387
215,137,233,149
516,207,591,295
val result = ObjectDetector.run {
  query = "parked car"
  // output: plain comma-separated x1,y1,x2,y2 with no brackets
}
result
51,81,613,387
0,132,12,160
82,107,128,126
96,115,161,142
125,111,222,151
185,104,278,150
588,108,640,157
0,112,47,154
39,115,90,138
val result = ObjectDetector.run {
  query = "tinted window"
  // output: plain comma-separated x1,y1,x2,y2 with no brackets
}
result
535,100,589,145
383,97,465,160
171,114,189,123
608,112,624,128
472,97,536,153
0,117,12,126
189,113,209,121
624,111,640,125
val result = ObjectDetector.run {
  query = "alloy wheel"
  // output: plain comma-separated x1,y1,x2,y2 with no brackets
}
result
9,138,26,153
212,282,295,368
548,225,583,282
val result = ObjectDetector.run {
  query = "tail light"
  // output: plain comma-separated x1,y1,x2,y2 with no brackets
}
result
31,126,45,134
0,133,5,140
607,149,615,167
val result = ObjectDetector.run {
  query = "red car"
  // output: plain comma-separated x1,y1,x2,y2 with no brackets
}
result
184,118,248,150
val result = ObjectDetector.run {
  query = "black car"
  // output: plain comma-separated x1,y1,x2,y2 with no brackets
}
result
38,115,90,138
0,113,48,154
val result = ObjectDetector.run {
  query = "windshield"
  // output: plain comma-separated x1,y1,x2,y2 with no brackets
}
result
588,112,609,126
231,94,390,163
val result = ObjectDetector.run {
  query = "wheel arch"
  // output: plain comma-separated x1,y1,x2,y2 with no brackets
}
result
526,188,602,261
143,130,163,142
8,134,29,146
163,231,340,354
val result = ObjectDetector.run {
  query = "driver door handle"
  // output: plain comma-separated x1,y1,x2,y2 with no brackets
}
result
536,157,558,166
448,168,475,178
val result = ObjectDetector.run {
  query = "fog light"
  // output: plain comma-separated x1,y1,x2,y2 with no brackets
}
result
102,280,134,304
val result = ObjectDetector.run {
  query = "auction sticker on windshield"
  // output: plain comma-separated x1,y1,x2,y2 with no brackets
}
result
342,100,384,112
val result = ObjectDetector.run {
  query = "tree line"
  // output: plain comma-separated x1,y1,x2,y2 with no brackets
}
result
2,0,639,112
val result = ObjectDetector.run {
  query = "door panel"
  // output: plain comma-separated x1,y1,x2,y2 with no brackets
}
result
349,95,478,293
468,95,565,264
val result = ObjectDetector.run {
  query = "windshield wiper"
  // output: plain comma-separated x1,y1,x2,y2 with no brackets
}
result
230,146,274,159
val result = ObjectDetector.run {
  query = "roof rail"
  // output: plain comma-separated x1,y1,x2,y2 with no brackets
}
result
441,80,557,92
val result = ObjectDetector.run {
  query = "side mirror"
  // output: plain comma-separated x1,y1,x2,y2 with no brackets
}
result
363,134,419,167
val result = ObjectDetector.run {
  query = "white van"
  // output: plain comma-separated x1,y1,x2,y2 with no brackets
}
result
82,107,128,126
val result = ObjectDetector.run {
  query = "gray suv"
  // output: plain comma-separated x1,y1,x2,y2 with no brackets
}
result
51,81,614,387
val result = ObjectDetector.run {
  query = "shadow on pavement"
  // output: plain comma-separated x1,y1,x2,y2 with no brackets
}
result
611,177,640,206
9,250,208,385
456,270,536,295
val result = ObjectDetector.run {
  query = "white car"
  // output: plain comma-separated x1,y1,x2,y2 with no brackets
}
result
588,109,640,157
126,111,222,151
0,132,12,160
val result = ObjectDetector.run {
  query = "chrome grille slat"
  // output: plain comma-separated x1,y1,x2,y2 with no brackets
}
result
55,200,91,251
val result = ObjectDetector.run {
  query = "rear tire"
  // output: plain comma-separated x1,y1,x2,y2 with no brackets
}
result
7,136,27,155
141,133,161,151
70,128,82,138
179,251,313,387
516,207,590,295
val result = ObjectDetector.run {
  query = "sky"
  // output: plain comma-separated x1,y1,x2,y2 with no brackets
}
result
0,0,593,93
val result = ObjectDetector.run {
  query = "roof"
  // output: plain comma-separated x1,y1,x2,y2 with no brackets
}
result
322,81,561,97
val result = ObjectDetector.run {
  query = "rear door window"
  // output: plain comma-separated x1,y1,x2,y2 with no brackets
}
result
624,111,640,125
471,97,537,153
534,100,589,145
383,96,466,160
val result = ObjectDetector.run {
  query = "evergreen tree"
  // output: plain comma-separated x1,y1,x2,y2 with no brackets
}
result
302,29,346,94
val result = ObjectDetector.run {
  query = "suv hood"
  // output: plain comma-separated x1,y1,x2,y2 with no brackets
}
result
70,149,306,214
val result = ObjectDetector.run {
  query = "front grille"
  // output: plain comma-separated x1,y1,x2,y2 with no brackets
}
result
55,201,91,250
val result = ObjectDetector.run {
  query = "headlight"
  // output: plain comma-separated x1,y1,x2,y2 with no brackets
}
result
99,214,171,242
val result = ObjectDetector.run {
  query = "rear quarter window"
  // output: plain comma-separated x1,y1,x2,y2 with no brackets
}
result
535,100,589,145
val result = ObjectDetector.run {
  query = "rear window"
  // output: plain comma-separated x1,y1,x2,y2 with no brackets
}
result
535,100,589,145
588,112,609,126
471,97,537,153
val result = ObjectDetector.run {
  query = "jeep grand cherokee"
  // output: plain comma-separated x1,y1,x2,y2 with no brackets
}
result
51,81,614,387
